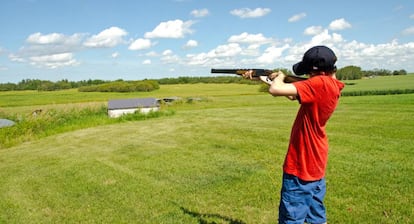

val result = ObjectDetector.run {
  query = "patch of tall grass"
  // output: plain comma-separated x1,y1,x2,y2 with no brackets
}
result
0,105,174,149
342,88,414,96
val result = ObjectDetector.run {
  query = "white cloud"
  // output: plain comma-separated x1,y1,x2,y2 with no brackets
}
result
309,29,343,46
230,8,271,18
209,43,242,57
410,14,414,19
288,13,306,22
25,32,83,48
111,52,119,58
186,53,209,66
243,44,261,56
83,26,128,48
332,33,343,42
183,39,198,49
256,45,289,64
184,43,243,66
162,49,173,56
128,38,152,50
144,20,194,38
329,18,352,31
228,32,272,45
29,52,78,69
191,8,209,17
338,40,414,69
145,51,158,57
304,26,324,36
27,32,65,44
142,59,151,65
161,52,180,64
9,54,26,63
402,26,414,35
10,32,84,69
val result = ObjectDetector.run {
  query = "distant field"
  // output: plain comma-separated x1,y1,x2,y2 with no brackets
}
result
341,74,414,92
1,75,413,108
0,76,413,223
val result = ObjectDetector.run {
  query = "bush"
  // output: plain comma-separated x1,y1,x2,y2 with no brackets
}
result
78,80,160,92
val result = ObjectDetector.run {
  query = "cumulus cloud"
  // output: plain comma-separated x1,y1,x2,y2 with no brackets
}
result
339,40,414,69
26,32,83,48
228,32,272,45
288,13,306,22
144,20,194,38
83,26,128,48
128,38,152,50
257,45,289,64
329,18,352,31
9,54,26,63
161,50,180,64
142,59,151,65
191,8,209,17
210,43,242,57
29,52,78,69
304,26,324,36
145,51,158,57
27,33,65,44
10,32,83,69
402,26,414,35
162,49,173,56
243,44,261,56
111,52,119,58
185,52,209,66
184,43,243,66
309,29,343,46
183,39,198,49
230,8,271,18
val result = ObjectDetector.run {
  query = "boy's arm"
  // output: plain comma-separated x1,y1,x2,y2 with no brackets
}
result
260,72,298,99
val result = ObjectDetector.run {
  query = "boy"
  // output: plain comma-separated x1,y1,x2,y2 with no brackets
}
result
245,45,345,223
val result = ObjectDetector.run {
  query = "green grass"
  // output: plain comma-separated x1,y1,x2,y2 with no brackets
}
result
341,74,414,92
0,76,413,223
0,105,175,148
0,83,261,108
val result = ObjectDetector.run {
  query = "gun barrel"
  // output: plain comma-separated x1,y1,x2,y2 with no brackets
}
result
211,68,307,83
211,68,270,76
211,69,241,74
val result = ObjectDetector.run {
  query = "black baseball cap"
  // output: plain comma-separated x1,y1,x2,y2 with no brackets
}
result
292,45,337,75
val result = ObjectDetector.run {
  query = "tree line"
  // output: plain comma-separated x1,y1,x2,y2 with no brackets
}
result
0,67,408,92
0,79,108,91
336,66,407,80
0,76,256,92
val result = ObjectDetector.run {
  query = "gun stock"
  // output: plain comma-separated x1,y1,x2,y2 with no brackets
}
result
211,68,306,83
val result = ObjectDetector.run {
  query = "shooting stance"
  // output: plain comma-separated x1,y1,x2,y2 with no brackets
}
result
245,46,345,224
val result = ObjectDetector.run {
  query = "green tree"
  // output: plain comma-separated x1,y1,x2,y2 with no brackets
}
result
337,66,362,80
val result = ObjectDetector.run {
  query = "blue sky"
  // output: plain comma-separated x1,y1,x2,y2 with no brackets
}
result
0,0,413,83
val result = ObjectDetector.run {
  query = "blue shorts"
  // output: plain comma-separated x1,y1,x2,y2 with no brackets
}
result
278,173,327,224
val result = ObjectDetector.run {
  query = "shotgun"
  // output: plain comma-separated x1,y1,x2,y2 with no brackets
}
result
210,68,307,83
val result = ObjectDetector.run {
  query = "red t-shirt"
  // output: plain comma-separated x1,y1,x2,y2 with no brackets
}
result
283,75,345,181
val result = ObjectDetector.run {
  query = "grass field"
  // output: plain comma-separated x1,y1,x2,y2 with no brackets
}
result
0,76,413,223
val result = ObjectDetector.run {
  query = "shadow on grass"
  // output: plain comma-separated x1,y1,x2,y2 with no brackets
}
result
180,206,246,224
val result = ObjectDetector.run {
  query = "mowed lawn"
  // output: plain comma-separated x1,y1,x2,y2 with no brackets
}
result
0,77,413,223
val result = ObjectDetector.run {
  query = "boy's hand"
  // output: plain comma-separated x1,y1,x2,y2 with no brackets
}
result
259,76,273,85
270,71,286,81
242,70,260,80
